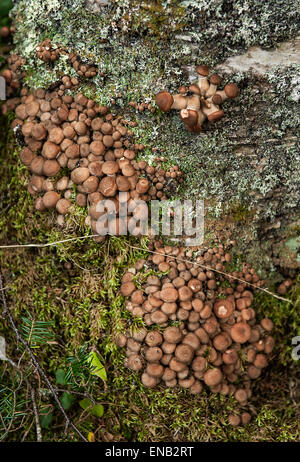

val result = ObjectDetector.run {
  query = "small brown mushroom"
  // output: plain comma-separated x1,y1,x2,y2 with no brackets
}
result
175,344,194,364
214,299,234,319
203,368,223,387
163,326,182,344
230,322,251,344
42,191,60,208
206,74,222,98
141,372,159,388
145,331,163,347
128,354,143,372
196,65,210,96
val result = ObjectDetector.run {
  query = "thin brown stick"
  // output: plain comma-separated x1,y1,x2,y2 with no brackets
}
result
125,243,291,303
0,234,99,249
30,388,42,442
0,270,88,442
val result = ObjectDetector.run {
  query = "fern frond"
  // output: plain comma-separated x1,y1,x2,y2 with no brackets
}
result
19,312,55,349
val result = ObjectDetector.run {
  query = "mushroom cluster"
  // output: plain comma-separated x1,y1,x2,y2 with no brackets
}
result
155,65,239,133
117,243,274,425
128,101,155,114
277,278,293,295
0,54,26,101
3,65,182,234
131,157,183,201
35,39,98,78
36,39,60,63
68,52,98,79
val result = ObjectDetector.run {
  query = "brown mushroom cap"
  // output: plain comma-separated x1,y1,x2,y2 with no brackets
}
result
99,176,117,197
42,191,60,208
141,372,159,388
182,333,200,350
203,368,223,387
115,333,127,348
180,109,198,128
160,287,178,303
42,141,60,159
145,347,163,362
196,65,209,76
163,326,182,344
224,83,239,98
169,357,187,372
214,298,234,319
102,161,119,175
34,197,46,212
213,333,231,352
222,349,238,365
146,363,164,378
190,380,203,394
31,124,47,141
207,109,224,122
155,91,174,112
71,167,90,184
230,322,251,344
247,365,261,379
161,341,176,354
56,198,71,215
43,159,60,177
189,84,201,95
175,344,194,364
234,388,248,404
228,414,241,426
120,281,136,296
150,310,168,324
128,354,143,371
253,353,268,369
260,318,273,332
20,147,35,166
48,127,64,144
191,356,206,372
209,74,222,86
162,367,176,382
212,94,223,105
178,286,193,301
179,376,195,388
241,412,251,425
145,331,163,347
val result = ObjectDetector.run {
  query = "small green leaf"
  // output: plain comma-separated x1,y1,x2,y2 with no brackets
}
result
60,392,75,410
56,368,67,385
79,398,91,410
91,403,104,417
79,398,104,417
87,351,107,381
39,406,53,429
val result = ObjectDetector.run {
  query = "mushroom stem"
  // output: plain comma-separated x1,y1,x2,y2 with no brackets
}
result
186,94,201,111
205,83,218,99
212,83,239,104
193,109,206,133
197,76,210,96
171,94,188,110
206,74,222,99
